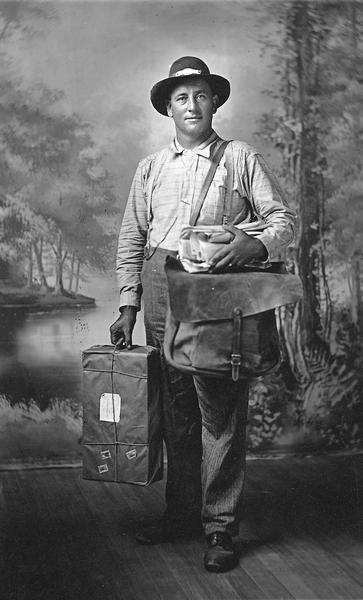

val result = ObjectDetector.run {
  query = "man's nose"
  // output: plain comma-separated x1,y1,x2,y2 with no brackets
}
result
187,95,198,112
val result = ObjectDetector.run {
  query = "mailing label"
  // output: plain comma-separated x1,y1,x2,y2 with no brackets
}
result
126,449,137,460
100,449,111,460
98,464,109,474
99,393,121,422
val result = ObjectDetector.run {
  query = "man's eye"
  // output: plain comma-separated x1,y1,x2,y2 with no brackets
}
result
197,94,206,100
176,96,187,103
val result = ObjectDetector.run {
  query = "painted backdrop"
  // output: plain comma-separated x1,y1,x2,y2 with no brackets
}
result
0,0,362,465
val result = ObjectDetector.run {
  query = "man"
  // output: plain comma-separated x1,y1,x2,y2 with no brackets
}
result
110,56,295,573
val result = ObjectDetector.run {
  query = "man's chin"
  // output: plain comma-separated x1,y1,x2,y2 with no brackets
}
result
184,121,206,133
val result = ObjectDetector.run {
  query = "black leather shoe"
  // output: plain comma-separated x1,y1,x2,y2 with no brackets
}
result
204,532,238,573
135,517,203,545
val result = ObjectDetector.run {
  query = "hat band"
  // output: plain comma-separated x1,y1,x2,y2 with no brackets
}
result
173,68,203,78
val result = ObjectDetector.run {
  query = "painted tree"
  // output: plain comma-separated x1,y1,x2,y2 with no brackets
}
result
0,2,56,282
322,1,363,334
27,142,117,295
0,2,118,294
255,0,363,449
258,2,330,380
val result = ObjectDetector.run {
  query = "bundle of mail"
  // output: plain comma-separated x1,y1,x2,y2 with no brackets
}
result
178,220,268,273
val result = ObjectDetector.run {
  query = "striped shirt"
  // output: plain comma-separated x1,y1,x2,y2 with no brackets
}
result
116,131,296,309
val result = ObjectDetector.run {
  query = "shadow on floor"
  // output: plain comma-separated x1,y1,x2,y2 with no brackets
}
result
1,453,363,600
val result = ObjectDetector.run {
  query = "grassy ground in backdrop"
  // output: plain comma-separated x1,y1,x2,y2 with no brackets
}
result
0,396,82,465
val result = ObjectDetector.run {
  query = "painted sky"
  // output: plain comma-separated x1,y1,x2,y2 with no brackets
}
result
7,0,279,202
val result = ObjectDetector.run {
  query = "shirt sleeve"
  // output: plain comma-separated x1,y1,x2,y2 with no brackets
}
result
243,151,296,260
116,158,150,310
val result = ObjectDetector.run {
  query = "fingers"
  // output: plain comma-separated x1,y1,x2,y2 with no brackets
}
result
124,326,133,350
222,224,237,236
223,224,249,239
109,319,134,350
209,245,230,267
208,231,233,244
209,252,235,273
110,328,124,347
115,336,125,349
111,332,131,350
110,329,132,350
110,320,126,348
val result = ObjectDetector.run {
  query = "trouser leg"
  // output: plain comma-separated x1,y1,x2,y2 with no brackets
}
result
141,251,202,526
193,375,249,537
158,351,202,524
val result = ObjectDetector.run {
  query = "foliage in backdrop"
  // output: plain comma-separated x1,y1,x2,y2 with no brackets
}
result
249,0,363,452
0,2,118,297
0,1,362,460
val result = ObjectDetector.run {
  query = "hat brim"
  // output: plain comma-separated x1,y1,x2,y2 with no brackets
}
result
150,73,230,116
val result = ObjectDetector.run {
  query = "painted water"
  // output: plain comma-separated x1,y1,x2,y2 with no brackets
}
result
0,298,146,407
0,285,147,463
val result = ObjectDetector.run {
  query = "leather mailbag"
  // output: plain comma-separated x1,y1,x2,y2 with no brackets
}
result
163,141,303,381
164,256,302,380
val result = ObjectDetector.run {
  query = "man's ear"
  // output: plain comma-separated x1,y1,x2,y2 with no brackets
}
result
212,95,219,114
166,102,173,117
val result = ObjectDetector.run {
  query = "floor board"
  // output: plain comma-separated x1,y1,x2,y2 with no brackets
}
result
2,454,363,600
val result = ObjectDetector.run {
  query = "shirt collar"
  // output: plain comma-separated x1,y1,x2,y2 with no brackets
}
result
171,130,221,158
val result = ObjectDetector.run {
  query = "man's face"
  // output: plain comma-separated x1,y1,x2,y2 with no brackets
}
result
166,78,218,142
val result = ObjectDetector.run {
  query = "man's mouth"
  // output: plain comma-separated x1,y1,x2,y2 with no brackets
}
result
186,116,202,121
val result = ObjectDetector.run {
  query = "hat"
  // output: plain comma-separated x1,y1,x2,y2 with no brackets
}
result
150,56,230,116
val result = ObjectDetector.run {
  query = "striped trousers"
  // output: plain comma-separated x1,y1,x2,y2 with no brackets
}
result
141,248,249,536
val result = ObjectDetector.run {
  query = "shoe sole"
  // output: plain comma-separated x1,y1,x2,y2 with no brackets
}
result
204,558,238,573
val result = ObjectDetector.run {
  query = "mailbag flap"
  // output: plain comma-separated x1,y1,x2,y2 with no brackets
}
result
165,256,303,321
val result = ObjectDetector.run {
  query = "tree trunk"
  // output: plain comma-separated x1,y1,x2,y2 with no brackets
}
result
52,232,68,295
317,173,333,341
288,4,328,353
75,259,81,295
68,252,75,292
349,252,362,333
348,1,360,152
27,242,33,288
33,239,50,292
346,3,362,337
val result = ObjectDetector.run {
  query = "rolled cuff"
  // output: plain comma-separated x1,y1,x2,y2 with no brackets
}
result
255,225,295,262
119,291,141,311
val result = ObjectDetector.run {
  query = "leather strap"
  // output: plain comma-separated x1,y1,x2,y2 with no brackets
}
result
231,308,242,381
222,143,235,224
189,140,230,226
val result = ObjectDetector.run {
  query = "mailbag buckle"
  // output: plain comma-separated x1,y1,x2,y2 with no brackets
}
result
230,353,241,382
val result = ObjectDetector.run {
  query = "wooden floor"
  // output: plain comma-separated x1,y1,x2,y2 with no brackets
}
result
1,453,363,600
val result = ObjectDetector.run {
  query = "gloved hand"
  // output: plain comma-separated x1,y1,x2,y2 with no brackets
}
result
110,306,137,350
208,225,268,273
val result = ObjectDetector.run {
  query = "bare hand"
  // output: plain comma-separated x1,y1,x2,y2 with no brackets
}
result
110,306,137,350
208,225,268,273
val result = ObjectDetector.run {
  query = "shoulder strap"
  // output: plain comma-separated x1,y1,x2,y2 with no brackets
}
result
189,140,230,226
222,142,235,225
